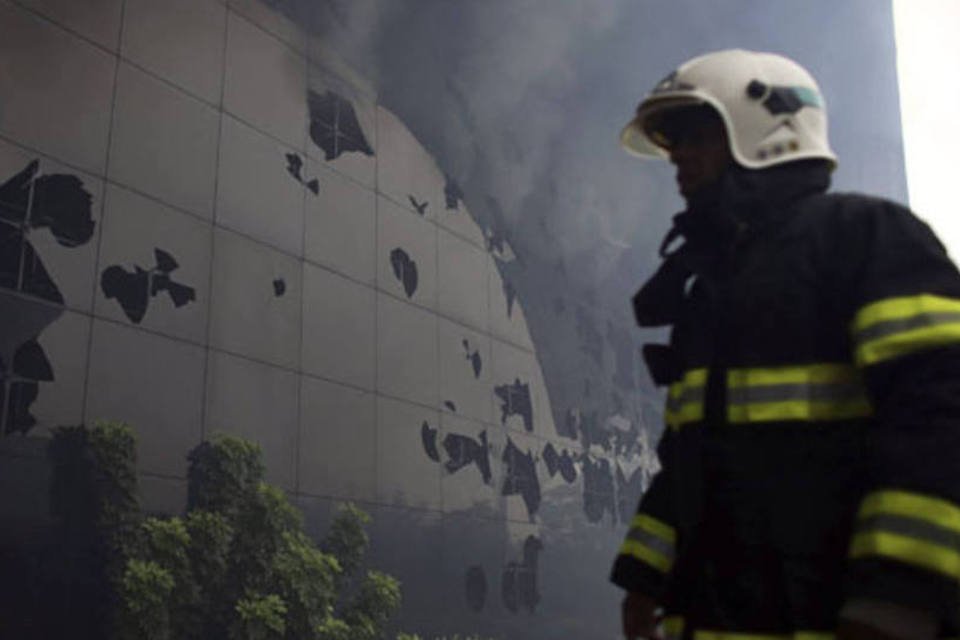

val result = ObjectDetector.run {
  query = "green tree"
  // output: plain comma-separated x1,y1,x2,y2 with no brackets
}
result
231,592,287,640
49,426,404,640
323,502,370,581
116,559,174,640
48,421,142,635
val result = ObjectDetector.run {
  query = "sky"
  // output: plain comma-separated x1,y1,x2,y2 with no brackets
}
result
893,0,960,259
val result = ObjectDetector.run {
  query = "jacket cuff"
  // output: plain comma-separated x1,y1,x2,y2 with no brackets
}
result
845,488,960,632
845,558,958,633
839,598,937,640
612,513,676,598
610,553,669,599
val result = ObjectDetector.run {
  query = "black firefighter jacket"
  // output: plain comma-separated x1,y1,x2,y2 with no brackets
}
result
610,161,960,638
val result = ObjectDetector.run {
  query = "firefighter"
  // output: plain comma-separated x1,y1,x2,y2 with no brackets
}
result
611,49,960,640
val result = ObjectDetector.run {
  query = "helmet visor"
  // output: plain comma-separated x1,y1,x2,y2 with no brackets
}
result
643,104,724,149
620,95,713,158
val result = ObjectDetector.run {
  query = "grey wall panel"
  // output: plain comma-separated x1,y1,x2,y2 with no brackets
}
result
208,226,302,369
84,319,206,478
437,317,494,425
204,348,299,490
223,10,307,151
365,504,446,636
0,0,117,175
376,106,447,223
376,195,438,309
120,0,227,106
435,174,486,250
296,492,337,541
16,0,123,51
376,293,439,409
225,0,308,55
438,514,508,634
0,436,55,537
303,263,377,389
216,114,307,255
109,62,221,220
301,262,376,389
438,226,490,332
376,394,442,510
304,162,377,284
298,374,377,501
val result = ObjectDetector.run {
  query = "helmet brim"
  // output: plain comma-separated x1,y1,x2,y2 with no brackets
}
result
619,94,711,158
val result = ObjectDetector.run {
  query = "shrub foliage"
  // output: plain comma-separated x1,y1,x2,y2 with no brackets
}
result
48,423,402,640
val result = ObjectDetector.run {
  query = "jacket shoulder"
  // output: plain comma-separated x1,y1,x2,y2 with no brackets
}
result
806,191,958,307
799,192,936,247
801,191,911,223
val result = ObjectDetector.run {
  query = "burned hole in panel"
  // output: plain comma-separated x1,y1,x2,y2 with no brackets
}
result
307,90,374,162
0,160,95,435
389,247,418,298
101,248,196,324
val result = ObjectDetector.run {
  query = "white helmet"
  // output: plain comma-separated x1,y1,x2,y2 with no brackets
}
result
620,49,836,169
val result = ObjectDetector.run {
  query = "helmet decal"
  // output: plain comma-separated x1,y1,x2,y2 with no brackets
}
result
746,80,824,115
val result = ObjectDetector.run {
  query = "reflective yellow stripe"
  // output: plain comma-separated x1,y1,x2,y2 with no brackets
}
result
857,323,960,365
850,530,960,580
664,617,832,640
852,490,960,580
619,513,676,573
666,400,705,430
621,514,676,573
665,368,707,430
727,398,872,423
663,616,685,640
630,513,677,545
852,294,960,365
857,490,960,533
619,538,672,573
726,363,872,423
854,294,960,329
728,363,859,386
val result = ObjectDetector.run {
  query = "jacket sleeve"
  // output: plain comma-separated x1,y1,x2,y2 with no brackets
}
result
610,427,677,599
832,198,960,628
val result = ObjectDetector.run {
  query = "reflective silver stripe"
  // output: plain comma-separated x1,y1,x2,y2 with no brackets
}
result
626,527,675,562
855,311,960,343
666,385,706,413
727,381,866,404
857,514,960,550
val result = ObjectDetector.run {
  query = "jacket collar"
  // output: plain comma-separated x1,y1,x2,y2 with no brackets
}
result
666,159,832,256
